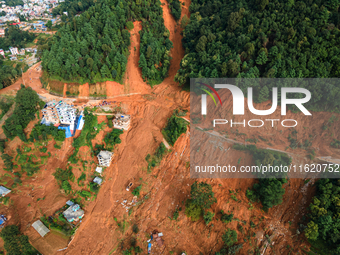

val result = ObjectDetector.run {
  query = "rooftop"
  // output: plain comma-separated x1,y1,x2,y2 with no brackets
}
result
93,177,103,186
95,167,102,174
0,186,10,196
63,204,84,222
97,151,113,160
32,220,50,237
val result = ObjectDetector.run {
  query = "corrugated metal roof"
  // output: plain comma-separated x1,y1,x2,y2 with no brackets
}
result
0,186,10,196
32,220,50,237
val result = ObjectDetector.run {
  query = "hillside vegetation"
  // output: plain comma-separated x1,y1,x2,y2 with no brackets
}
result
42,0,173,85
176,0,340,112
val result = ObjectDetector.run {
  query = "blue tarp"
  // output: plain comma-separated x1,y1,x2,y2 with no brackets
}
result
0,219,4,225
58,125,72,138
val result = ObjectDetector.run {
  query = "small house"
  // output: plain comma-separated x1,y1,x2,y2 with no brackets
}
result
62,204,84,222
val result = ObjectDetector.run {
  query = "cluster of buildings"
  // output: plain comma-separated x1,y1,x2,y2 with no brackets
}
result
31,101,132,238
0,46,37,64
32,200,84,238
41,100,84,138
0,0,64,23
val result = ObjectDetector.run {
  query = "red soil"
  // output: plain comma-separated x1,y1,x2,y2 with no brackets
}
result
0,0,334,254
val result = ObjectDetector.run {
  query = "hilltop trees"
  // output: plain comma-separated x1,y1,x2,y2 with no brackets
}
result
176,0,340,112
43,0,173,85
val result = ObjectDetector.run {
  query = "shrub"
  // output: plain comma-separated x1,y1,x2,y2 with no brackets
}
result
222,229,238,247
189,181,217,209
221,210,233,224
132,224,139,233
39,147,47,153
0,140,5,153
90,182,100,193
132,185,142,197
203,211,215,225
185,199,202,221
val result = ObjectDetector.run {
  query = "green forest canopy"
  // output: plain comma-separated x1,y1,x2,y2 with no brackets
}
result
0,225,38,255
176,0,340,112
42,0,173,85
305,179,340,254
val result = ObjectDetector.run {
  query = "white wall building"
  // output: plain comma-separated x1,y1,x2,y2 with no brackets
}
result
97,151,114,167
56,101,76,125
9,47,18,55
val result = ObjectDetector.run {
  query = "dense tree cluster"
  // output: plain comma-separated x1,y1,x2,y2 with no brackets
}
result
215,229,243,255
0,225,38,255
162,114,188,146
185,181,216,221
305,179,340,254
0,97,14,120
2,85,43,141
29,123,66,142
0,26,35,50
104,129,123,150
234,144,291,210
52,0,97,18
176,0,340,111
167,0,182,21
4,0,23,6
43,0,173,85
0,58,26,89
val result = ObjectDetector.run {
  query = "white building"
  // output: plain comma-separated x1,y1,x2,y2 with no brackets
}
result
97,151,113,167
0,49,4,56
9,47,18,55
56,101,76,125
41,100,59,125
112,113,131,131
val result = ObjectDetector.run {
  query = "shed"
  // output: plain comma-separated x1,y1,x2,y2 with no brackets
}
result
66,200,74,206
0,186,11,197
32,220,50,237
95,167,102,174
93,177,103,186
